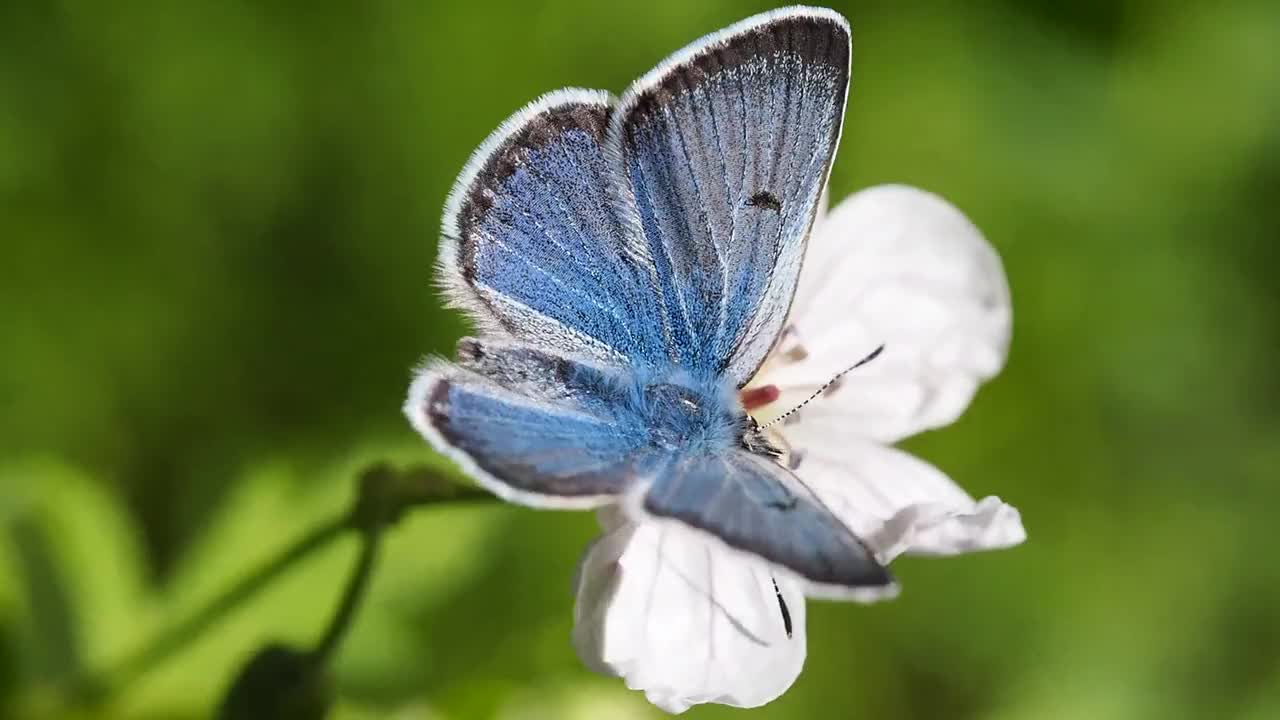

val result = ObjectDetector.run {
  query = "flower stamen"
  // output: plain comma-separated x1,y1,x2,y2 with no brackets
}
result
763,344,886,428
740,384,781,411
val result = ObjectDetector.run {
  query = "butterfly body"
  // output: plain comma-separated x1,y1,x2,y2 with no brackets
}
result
626,370,739,454
409,7,895,596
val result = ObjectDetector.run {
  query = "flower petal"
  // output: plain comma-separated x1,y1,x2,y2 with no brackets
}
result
867,496,1026,561
762,184,1011,443
781,430,1025,563
573,509,806,714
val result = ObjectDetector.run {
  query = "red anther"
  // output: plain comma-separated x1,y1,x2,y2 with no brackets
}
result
740,384,781,411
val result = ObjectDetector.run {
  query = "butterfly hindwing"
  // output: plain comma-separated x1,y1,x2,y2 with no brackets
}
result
640,449,892,592
609,8,850,383
407,344,656,507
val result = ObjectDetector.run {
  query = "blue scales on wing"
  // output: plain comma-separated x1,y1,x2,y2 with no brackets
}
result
643,450,891,590
410,339,660,506
438,89,669,367
409,335,891,590
608,10,850,383
414,9,893,591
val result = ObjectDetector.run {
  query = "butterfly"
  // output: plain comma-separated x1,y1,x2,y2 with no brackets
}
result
405,6,893,596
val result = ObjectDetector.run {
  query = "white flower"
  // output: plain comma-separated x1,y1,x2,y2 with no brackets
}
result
571,185,1026,714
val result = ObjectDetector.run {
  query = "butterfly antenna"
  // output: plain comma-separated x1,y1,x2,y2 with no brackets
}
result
762,344,885,428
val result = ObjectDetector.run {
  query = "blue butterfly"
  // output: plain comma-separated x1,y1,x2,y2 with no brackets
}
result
406,7,892,596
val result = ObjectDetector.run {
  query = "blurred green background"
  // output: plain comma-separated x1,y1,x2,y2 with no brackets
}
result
2,0,1278,718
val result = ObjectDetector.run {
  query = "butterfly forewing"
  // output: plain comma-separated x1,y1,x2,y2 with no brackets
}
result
438,90,667,367
608,9,850,383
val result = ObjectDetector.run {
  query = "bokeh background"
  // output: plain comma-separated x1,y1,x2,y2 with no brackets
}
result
2,0,1278,718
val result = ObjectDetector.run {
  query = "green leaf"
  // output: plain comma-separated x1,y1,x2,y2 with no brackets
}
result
0,456,153,715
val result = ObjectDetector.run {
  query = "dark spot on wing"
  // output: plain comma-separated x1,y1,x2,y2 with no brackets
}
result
746,190,783,212
426,379,454,435
458,240,478,283
765,495,798,511
772,577,793,638
455,337,483,361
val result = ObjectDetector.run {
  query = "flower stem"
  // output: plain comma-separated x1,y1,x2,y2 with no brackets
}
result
80,515,349,700
76,463,493,705
309,526,381,665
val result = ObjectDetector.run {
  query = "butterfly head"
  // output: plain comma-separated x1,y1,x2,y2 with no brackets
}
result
739,413,785,460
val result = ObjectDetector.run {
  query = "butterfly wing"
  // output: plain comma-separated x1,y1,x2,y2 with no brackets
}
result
413,341,895,590
420,10,880,589
439,9,849,378
608,7,850,384
407,340,659,507
438,90,667,367
639,449,894,596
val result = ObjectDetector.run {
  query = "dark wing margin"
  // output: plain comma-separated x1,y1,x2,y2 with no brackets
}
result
438,89,667,367
606,7,851,384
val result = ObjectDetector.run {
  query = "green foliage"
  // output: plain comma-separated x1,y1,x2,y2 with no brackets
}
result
2,0,1278,718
